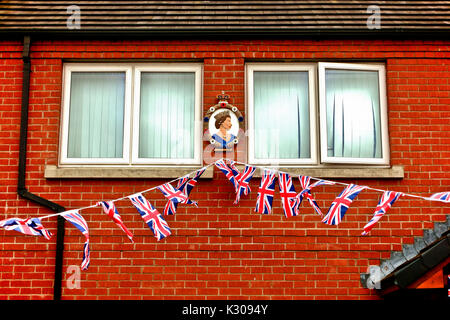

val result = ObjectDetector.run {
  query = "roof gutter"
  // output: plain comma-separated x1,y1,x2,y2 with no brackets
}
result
17,35,66,301
1,28,450,41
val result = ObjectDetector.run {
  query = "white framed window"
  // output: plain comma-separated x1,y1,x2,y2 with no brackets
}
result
60,63,202,166
246,63,318,165
246,62,389,166
60,64,132,165
132,64,202,165
318,62,389,165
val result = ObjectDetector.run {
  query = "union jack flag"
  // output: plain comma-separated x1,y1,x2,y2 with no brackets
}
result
215,159,238,189
233,165,256,204
185,167,206,195
0,217,52,240
163,168,206,215
278,172,297,218
98,201,134,242
158,182,198,213
427,191,450,203
227,160,243,183
129,193,171,241
292,175,313,214
163,176,190,215
293,176,335,216
62,210,90,270
176,175,191,194
255,169,277,215
322,184,367,225
362,191,403,235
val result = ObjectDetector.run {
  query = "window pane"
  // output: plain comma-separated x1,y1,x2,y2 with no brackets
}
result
139,72,195,159
325,69,382,159
253,71,310,159
67,72,125,158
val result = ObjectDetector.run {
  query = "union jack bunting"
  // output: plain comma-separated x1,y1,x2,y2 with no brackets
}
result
163,176,190,215
255,169,277,215
322,184,367,226
62,210,90,270
129,193,171,241
215,159,238,189
98,201,134,242
305,179,336,216
185,167,207,195
427,191,450,203
158,183,198,210
448,275,450,298
292,175,313,214
0,217,52,240
227,160,243,184
278,172,297,218
176,175,191,194
233,165,256,205
163,168,206,215
293,176,335,216
362,191,403,235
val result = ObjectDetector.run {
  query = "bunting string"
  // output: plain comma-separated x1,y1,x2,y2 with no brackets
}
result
0,159,450,270
1,158,449,270
231,160,445,203
37,162,217,221
4,158,449,222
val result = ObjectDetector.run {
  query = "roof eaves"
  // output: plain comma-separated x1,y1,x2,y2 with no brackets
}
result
1,27,449,40
361,217,450,295
393,238,449,288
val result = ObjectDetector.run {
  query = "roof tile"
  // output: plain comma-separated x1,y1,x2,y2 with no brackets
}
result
0,0,448,32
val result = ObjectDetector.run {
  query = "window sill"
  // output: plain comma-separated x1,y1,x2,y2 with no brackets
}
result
44,164,404,180
44,165,214,179
248,165,404,179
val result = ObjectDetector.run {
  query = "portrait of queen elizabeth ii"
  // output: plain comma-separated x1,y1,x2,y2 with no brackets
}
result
211,110,238,150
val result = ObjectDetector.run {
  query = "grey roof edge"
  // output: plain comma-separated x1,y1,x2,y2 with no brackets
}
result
360,215,450,291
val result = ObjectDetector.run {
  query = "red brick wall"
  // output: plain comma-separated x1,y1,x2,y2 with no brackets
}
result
0,39,449,300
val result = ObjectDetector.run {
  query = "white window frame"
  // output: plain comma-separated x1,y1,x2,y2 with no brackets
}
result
132,64,203,165
318,62,390,165
60,63,132,165
59,63,202,166
246,63,318,165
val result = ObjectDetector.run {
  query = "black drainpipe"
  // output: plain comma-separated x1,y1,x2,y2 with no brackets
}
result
17,35,66,301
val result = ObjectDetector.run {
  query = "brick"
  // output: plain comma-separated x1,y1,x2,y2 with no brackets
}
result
0,39,449,301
